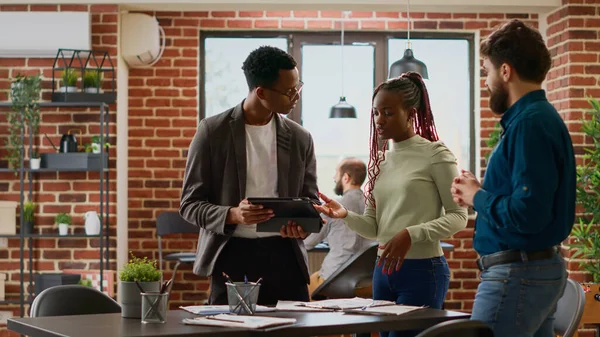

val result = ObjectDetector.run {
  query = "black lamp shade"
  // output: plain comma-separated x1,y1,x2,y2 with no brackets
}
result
329,96,357,118
388,48,429,79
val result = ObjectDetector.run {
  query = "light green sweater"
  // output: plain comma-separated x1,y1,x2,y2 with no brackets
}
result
345,135,468,259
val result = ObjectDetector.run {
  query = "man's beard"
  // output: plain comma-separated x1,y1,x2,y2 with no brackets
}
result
489,83,509,114
334,180,344,196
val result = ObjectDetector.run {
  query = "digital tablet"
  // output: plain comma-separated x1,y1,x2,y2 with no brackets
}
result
246,197,324,233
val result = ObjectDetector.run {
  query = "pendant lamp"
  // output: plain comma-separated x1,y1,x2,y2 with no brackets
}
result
330,11,357,118
388,0,429,79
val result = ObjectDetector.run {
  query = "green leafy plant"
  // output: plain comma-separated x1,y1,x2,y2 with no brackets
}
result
23,201,35,223
5,74,41,175
54,212,72,225
61,69,79,87
78,279,93,287
569,97,600,283
119,252,161,282
85,135,110,153
83,70,102,89
30,150,39,159
485,121,503,162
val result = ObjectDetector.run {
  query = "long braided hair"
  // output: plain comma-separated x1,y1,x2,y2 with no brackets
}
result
365,71,439,207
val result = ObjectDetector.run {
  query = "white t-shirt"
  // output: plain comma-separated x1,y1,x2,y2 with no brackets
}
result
233,116,280,238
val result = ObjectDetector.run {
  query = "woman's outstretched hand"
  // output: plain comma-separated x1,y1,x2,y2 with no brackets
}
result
313,192,348,219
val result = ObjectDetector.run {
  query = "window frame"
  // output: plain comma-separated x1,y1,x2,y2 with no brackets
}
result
199,30,476,172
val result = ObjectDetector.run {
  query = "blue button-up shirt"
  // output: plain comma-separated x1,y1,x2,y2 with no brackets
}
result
473,90,576,256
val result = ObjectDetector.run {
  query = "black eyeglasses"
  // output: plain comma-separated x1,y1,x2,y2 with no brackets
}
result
266,81,304,100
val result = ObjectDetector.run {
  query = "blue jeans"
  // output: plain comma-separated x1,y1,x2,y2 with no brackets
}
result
471,251,567,337
373,256,450,337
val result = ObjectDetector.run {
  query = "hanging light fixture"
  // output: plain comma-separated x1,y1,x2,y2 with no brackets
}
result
388,0,429,79
330,11,357,119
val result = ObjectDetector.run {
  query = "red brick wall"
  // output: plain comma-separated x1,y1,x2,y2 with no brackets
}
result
128,10,538,312
547,1,600,336
0,4,118,335
2,3,597,336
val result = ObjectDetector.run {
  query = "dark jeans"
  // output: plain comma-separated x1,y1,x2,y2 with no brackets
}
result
373,256,450,337
209,236,309,306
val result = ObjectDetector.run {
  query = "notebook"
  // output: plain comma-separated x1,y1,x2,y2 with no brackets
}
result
182,314,297,329
180,305,275,315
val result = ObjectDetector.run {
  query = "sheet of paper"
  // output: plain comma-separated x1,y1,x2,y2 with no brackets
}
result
275,301,334,312
182,314,297,329
294,297,395,310
180,305,276,315
344,305,426,316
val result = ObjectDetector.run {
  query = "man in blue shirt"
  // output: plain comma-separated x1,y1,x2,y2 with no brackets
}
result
451,19,576,337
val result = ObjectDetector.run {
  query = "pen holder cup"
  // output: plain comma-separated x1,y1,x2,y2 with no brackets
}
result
226,282,260,315
141,292,168,324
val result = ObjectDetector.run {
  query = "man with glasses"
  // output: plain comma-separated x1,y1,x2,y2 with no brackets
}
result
180,46,317,305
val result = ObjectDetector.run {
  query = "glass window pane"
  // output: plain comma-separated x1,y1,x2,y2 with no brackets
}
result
388,39,471,171
203,38,288,118
301,44,374,196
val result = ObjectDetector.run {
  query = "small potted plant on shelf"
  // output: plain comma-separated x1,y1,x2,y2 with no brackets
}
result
30,150,40,170
22,201,35,235
59,69,79,93
119,253,161,318
83,70,103,94
85,135,110,154
55,212,72,236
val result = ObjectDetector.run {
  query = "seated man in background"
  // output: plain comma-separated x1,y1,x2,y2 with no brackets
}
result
304,157,375,296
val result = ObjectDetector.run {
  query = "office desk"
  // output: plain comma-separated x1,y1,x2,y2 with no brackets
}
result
8,308,470,337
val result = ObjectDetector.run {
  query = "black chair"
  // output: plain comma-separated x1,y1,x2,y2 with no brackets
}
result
554,278,586,337
311,241,378,301
415,319,494,337
30,285,121,317
156,211,199,281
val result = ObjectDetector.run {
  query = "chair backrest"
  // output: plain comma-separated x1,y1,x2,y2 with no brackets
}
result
554,278,586,337
415,319,494,337
30,285,121,317
156,211,198,237
311,242,378,300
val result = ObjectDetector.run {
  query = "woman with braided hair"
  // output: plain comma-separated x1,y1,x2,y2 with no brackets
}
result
315,72,467,337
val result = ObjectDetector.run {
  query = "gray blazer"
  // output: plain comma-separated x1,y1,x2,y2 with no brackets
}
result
179,102,318,283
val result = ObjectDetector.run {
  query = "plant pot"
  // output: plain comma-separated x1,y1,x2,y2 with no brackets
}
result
23,220,34,235
120,281,161,318
58,223,69,235
58,86,78,93
30,158,41,170
91,143,101,154
84,87,101,94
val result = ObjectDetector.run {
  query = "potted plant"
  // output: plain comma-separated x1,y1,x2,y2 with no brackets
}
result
59,69,79,93
119,253,161,318
86,135,110,154
30,150,40,170
55,213,71,236
22,201,35,235
78,279,93,287
570,97,600,326
83,70,103,94
5,74,41,175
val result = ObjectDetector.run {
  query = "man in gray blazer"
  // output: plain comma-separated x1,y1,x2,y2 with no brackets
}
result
180,46,318,305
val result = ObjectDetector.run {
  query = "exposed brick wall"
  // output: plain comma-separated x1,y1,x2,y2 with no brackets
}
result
0,4,118,335
2,3,596,336
128,10,538,313
547,1,600,336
